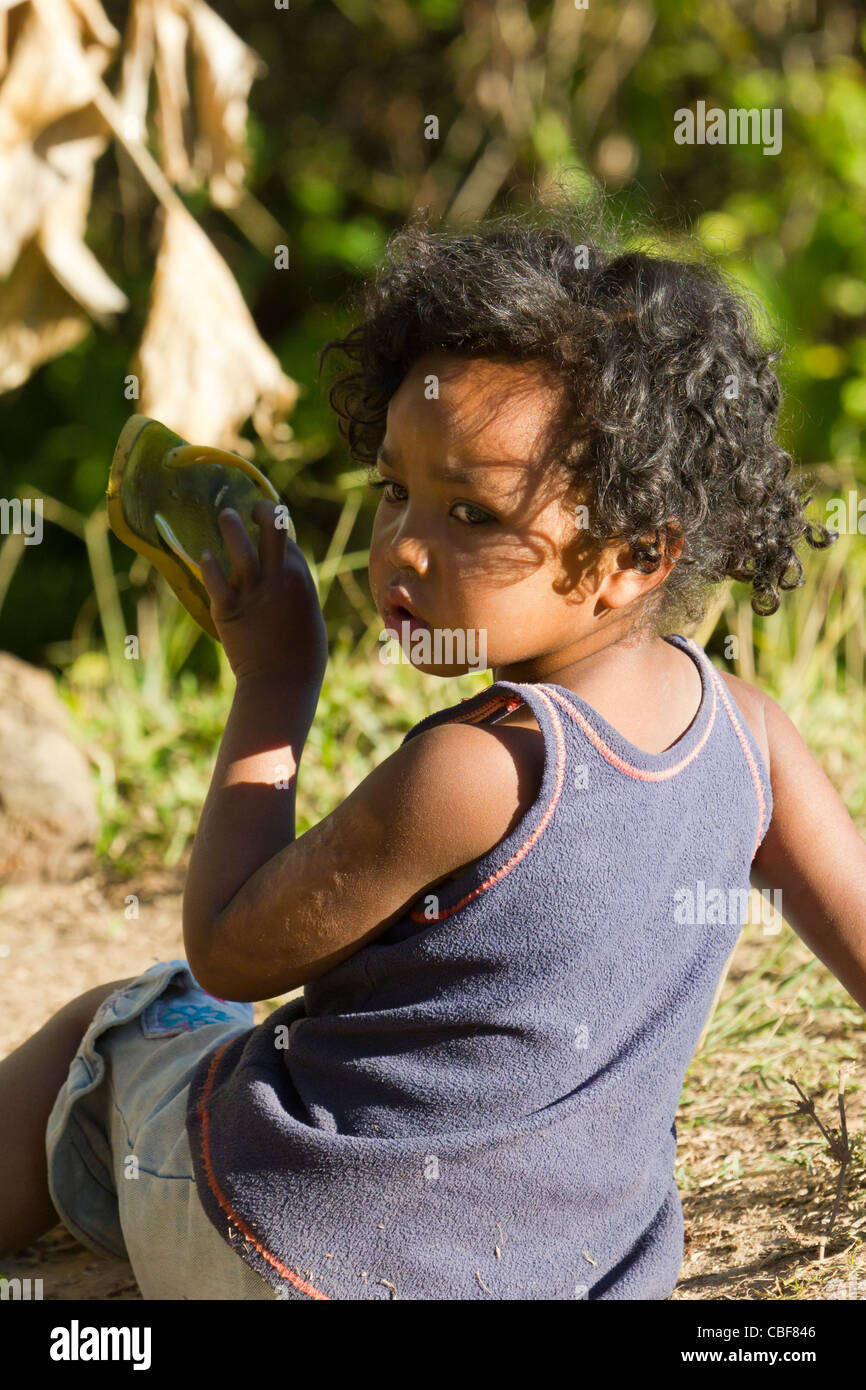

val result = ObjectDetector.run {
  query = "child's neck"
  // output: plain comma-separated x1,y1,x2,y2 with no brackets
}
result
493,625,669,691
493,632,703,756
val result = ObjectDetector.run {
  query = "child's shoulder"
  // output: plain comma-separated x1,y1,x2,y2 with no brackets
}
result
407,714,545,817
348,716,547,903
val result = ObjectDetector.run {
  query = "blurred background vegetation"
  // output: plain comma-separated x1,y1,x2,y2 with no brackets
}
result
1,0,865,874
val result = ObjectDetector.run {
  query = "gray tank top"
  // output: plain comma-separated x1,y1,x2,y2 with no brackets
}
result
186,634,772,1299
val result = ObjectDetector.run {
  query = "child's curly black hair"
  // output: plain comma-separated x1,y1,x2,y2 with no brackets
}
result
318,195,836,630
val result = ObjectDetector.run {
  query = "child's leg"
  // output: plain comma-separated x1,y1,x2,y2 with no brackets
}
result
0,978,134,1257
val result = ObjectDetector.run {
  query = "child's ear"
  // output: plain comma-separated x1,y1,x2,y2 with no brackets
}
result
597,525,683,612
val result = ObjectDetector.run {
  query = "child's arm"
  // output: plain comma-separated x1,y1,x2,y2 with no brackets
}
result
186,712,540,1002
182,499,540,1002
751,692,866,1011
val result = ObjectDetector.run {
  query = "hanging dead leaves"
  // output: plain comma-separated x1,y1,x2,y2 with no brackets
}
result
0,0,298,455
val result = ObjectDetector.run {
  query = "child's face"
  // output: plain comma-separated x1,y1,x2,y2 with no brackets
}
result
368,350,647,681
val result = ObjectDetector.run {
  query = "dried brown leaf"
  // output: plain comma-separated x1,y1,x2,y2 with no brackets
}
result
187,0,263,207
0,0,265,399
132,202,298,451
66,0,119,50
0,142,56,276
116,0,156,144
116,0,263,206
0,0,114,141
39,166,129,317
152,0,193,187
0,0,126,389
0,237,91,390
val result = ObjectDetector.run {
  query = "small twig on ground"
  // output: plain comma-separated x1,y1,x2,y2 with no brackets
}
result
770,1066,856,1260
819,1066,854,1259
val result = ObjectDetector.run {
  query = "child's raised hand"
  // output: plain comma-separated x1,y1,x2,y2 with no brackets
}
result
199,500,327,686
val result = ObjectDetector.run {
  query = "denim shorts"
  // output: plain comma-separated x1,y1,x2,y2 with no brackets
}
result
45,958,279,1299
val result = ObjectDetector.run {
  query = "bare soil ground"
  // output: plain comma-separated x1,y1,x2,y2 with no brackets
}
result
1,868,863,1301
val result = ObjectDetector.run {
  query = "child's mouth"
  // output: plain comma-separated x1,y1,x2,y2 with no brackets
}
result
385,604,430,633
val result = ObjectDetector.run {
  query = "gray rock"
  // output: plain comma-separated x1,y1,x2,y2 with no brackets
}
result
0,652,99,883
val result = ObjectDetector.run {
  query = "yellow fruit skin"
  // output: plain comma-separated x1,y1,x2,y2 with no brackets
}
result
106,415,294,639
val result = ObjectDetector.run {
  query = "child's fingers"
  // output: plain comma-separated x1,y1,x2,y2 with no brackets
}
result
252,499,287,576
199,550,236,609
217,508,259,589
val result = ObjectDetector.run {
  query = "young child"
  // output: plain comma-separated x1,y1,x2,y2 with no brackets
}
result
3,208,865,1301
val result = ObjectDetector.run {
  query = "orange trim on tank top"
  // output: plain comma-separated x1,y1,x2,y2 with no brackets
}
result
409,686,567,923
539,660,717,781
702,663,769,859
543,641,766,855
195,1040,331,1300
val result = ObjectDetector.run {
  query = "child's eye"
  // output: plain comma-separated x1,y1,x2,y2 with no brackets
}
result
367,475,406,502
366,472,491,525
452,502,492,525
